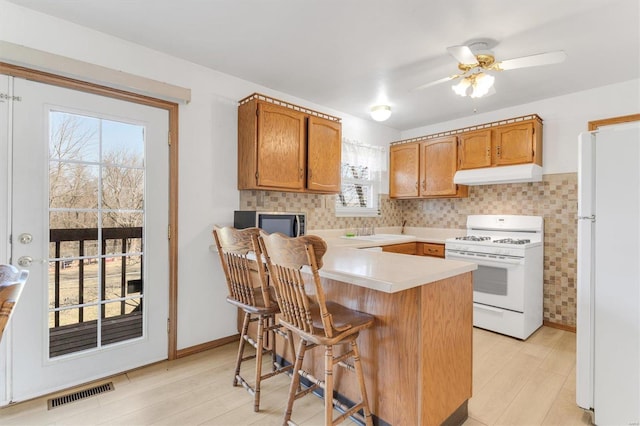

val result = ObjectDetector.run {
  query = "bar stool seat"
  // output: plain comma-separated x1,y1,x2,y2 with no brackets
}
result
288,301,373,346
213,226,296,412
259,232,374,426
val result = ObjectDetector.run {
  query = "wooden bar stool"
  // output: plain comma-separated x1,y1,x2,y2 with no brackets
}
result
213,226,296,412
258,232,374,426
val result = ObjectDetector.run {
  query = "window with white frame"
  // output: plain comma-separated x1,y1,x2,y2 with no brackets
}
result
336,139,386,217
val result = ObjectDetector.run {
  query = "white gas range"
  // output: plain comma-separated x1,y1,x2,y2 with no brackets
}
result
445,215,544,340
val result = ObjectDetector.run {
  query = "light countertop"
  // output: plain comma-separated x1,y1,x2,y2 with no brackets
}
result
306,227,476,293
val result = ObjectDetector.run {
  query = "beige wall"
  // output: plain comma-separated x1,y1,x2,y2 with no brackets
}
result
241,172,577,328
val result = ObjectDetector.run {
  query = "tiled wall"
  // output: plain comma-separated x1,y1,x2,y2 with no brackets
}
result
239,172,578,328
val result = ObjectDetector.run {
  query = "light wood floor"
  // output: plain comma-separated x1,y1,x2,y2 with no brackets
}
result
0,326,592,425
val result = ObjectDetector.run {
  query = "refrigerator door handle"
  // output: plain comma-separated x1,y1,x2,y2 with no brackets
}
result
577,215,595,222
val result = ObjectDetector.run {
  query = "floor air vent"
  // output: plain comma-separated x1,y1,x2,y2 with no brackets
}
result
47,382,114,409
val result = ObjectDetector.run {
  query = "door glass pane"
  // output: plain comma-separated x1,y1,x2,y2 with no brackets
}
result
49,162,99,209
49,112,99,162
49,305,99,358
102,120,144,167
48,110,145,358
102,165,144,211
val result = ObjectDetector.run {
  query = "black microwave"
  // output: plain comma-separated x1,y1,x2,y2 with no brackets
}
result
233,211,306,237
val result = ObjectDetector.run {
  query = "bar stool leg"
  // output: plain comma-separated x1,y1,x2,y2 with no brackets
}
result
324,344,334,426
284,338,307,425
234,312,251,386
351,340,373,426
270,316,277,372
254,314,266,412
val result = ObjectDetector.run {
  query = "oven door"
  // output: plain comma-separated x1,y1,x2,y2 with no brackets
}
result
445,251,526,312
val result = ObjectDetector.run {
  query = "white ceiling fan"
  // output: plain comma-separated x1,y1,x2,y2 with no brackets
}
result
416,41,567,98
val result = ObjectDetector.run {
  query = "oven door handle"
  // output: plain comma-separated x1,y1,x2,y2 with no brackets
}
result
474,303,505,314
446,252,524,266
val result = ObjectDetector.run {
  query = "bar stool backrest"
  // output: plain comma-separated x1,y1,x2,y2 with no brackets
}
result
258,232,337,337
213,226,271,308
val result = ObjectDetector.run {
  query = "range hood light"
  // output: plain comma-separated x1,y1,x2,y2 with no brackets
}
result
453,164,543,185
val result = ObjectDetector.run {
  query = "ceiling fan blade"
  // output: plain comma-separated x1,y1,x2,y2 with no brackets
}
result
496,51,567,71
447,45,477,65
414,75,457,91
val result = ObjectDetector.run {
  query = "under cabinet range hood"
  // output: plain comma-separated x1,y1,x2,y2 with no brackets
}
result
453,164,543,185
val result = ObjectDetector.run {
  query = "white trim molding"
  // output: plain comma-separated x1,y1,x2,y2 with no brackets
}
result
0,41,191,104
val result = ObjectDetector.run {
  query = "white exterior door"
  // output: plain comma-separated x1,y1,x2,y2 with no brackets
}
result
5,77,169,403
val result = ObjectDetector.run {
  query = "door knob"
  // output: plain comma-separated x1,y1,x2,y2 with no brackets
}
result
18,256,33,267
19,233,33,244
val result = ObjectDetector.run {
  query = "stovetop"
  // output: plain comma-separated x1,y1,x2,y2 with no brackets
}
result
453,235,535,246
445,215,544,256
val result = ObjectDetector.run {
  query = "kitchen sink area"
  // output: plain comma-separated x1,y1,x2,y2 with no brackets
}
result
341,233,416,242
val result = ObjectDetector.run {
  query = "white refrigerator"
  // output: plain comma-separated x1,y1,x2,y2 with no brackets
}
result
576,122,640,425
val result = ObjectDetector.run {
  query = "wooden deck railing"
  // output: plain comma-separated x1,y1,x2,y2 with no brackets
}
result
49,227,143,357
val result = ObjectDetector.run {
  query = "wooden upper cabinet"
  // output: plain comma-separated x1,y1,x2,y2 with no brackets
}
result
458,130,492,170
237,94,342,193
458,116,543,170
256,102,306,190
421,136,459,197
494,120,542,166
390,137,467,199
307,116,341,192
389,143,420,198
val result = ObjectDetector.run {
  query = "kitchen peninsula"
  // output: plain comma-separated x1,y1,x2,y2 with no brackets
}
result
282,230,477,426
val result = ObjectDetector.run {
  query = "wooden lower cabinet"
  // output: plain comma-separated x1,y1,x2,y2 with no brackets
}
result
383,242,445,258
419,242,445,258
382,242,417,255
274,272,473,425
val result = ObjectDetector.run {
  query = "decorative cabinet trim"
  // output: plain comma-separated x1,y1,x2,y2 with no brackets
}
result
390,114,542,146
239,93,341,122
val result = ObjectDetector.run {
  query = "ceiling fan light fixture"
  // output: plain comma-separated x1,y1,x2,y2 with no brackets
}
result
370,104,392,122
452,78,471,96
470,73,495,98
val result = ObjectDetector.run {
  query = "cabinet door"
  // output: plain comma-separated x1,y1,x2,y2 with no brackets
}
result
494,122,534,166
256,102,306,189
382,242,417,255
458,130,492,170
390,143,420,198
421,136,458,196
420,243,445,258
307,116,341,193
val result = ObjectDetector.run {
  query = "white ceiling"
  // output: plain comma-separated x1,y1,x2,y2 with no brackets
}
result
7,0,640,130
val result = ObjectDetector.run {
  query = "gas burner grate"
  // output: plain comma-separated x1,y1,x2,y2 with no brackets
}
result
455,236,491,241
493,238,531,245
